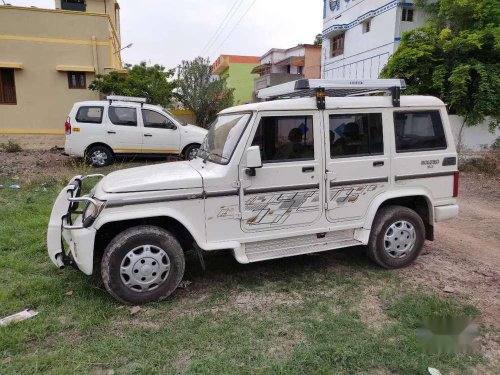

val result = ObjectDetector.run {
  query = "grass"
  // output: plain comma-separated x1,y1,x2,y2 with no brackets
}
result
0,165,487,374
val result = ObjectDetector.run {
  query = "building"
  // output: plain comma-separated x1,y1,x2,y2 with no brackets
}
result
252,44,321,99
211,55,260,105
0,0,124,148
321,0,426,80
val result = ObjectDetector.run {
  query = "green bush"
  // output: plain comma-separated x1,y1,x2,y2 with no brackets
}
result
1,140,22,153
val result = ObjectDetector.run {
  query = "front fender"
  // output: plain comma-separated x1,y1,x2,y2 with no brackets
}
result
363,187,434,230
93,202,207,248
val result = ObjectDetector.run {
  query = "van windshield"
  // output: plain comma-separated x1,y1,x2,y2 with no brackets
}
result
197,113,251,165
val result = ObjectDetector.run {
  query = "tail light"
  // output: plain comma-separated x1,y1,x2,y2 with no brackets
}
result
453,171,459,197
65,117,71,135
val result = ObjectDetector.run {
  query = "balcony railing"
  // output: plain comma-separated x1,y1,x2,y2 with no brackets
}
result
254,73,304,92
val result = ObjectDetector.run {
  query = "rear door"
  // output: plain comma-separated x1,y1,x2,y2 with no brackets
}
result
140,109,181,154
239,111,323,232
105,106,142,153
324,109,391,223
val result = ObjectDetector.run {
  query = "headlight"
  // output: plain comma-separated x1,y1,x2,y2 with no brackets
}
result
82,198,106,226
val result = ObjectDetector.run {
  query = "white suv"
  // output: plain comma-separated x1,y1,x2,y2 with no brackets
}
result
64,96,207,167
48,80,459,304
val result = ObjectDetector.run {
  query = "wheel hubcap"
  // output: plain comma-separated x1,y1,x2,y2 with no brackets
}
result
383,220,416,258
120,245,171,292
91,150,107,166
187,148,199,160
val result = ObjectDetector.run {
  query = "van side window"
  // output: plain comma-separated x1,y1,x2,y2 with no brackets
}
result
251,116,314,162
329,113,383,158
394,111,447,152
142,109,176,129
109,107,137,126
75,106,103,124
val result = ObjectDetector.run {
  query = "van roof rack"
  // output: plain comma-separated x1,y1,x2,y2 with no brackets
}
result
107,95,147,107
257,79,406,108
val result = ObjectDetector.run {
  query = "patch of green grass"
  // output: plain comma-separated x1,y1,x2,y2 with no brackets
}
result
0,177,487,374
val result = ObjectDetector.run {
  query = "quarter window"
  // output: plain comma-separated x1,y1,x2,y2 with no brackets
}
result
251,116,314,162
76,106,103,124
329,113,383,158
108,107,137,126
68,72,86,89
394,111,447,152
0,68,17,105
142,109,176,129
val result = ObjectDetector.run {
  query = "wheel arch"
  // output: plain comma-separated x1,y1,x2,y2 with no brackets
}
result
94,215,197,262
365,191,435,241
84,142,114,157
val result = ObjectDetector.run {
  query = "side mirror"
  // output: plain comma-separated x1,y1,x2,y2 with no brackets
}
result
245,146,262,176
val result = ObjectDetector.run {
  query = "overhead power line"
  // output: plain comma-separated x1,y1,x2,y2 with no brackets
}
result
201,0,246,56
209,0,258,58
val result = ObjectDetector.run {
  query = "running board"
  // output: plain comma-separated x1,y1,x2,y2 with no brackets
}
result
243,230,361,262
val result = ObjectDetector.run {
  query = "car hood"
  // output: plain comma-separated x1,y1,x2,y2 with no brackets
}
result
183,124,207,137
99,161,202,193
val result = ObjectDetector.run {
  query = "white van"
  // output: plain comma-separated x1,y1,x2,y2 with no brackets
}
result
64,96,207,167
48,80,459,304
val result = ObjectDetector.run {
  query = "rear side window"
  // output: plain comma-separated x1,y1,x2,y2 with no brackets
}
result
329,113,383,158
251,115,314,162
109,107,137,126
394,111,447,152
75,106,103,124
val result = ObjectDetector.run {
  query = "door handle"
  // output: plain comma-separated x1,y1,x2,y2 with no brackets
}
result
373,161,384,167
302,166,315,173
107,131,116,134
144,134,153,137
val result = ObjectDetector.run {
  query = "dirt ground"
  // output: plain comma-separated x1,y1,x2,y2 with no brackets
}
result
1,150,499,367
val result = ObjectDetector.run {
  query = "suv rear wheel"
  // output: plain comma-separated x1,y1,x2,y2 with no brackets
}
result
101,226,185,304
87,145,114,168
367,205,425,269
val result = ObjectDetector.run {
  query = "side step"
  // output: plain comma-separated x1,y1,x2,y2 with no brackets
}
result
243,230,361,263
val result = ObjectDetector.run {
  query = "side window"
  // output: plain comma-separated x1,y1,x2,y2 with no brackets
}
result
108,107,137,126
142,109,176,129
394,111,447,152
329,113,383,158
251,115,314,162
75,106,103,124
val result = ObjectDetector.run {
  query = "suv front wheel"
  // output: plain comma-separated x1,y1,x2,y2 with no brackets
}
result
101,226,185,304
367,205,425,269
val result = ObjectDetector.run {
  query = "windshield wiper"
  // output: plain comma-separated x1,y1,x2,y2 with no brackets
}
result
201,150,228,164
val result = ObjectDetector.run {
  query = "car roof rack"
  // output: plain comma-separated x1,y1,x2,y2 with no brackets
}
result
257,79,406,108
107,95,147,107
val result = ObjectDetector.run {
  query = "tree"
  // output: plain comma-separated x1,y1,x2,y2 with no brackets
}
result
381,0,500,147
176,57,234,128
314,33,323,46
89,62,177,107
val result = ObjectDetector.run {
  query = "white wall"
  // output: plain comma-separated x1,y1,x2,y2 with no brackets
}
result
449,116,499,151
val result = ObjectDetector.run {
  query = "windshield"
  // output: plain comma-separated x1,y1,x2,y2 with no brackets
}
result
197,113,251,165
162,109,186,126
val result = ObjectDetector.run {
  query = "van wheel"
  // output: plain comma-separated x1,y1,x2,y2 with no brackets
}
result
367,205,425,269
101,226,185,305
183,144,200,160
87,145,114,167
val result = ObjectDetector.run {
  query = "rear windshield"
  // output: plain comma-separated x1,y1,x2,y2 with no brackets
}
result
394,111,447,152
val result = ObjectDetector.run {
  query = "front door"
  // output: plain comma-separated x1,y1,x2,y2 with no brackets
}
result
105,106,142,153
140,109,181,154
240,111,323,232
324,109,391,223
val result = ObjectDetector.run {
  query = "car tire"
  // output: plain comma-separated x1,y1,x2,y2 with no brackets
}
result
367,205,425,269
183,144,200,160
87,145,114,168
101,225,185,305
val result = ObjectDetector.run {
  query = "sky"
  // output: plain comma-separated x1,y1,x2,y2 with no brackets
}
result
6,0,323,70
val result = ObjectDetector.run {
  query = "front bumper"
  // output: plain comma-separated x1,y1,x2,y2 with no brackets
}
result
47,175,103,275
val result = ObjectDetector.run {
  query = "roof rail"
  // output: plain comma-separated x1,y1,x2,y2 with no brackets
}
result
107,95,147,107
257,79,406,108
